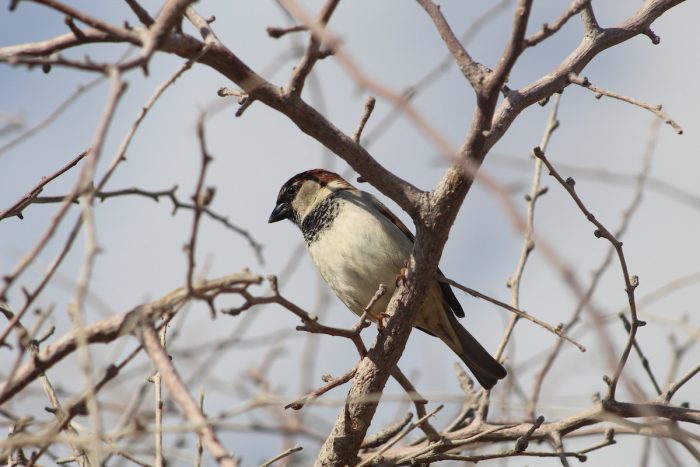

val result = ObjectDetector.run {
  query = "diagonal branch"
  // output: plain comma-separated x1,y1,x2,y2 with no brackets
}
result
285,0,341,97
525,0,590,47
0,76,103,158
124,0,154,27
139,324,239,466
415,0,489,91
442,275,585,352
569,73,683,134
0,151,88,220
661,363,700,403
485,0,533,99
31,0,139,42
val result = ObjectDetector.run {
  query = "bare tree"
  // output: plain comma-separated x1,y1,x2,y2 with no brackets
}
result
1,0,698,465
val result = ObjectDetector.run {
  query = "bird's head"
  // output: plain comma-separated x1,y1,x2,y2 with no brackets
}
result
268,169,352,226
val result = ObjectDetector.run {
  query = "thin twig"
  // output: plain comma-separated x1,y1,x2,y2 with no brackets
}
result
22,344,144,466
152,324,167,467
186,113,214,296
259,445,303,467
356,405,444,467
524,0,591,47
360,413,413,449
21,185,264,262
283,285,384,410
618,312,662,395
285,366,357,410
440,276,585,352
491,154,700,212
661,363,700,403
353,96,376,144
362,0,512,147
95,40,214,194
139,324,239,466
0,210,82,349
279,0,455,159
389,368,441,442
0,150,88,220
578,428,616,454
394,423,518,464
266,24,307,38
569,73,683,134
533,146,643,400
195,387,205,467
527,120,661,418
0,302,91,467
495,93,561,361
0,76,103,157
285,0,340,97
479,95,561,422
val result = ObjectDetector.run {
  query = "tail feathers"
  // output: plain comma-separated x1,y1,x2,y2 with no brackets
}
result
445,312,507,390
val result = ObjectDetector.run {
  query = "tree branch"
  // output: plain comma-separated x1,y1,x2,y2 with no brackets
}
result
0,272,262,404
486,0,684,153
139,324,239,466
569,73,683,134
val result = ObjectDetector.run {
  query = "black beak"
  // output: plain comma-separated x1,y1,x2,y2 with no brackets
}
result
268,202,290,223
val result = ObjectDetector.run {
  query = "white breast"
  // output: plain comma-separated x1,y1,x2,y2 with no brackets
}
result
307,191,413,318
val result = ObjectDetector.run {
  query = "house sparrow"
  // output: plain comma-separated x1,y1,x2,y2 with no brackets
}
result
268,169,506,389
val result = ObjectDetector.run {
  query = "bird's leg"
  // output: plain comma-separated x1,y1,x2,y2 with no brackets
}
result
377,313,390,332
377,268,409,332
395,266,408,287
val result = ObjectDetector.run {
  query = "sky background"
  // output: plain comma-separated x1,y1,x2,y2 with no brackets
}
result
1,1,699,465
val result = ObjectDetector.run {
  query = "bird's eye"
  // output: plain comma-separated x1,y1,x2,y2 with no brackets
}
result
287,184,299,196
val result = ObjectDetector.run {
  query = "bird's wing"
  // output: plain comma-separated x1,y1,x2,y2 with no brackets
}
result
371,195,465,318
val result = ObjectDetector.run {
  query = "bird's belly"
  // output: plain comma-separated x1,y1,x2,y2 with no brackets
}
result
308,211,411,318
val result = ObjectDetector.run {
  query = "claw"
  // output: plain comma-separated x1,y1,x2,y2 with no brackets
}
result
395,267,408,287
377,312,390,331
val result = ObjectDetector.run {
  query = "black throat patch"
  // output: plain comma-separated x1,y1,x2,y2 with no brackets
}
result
301,194,340,245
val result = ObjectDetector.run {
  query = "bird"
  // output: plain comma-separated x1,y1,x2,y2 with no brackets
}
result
268,168,506,389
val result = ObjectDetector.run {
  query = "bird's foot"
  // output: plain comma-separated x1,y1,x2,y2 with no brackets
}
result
377,313,390,332
395,267,408,287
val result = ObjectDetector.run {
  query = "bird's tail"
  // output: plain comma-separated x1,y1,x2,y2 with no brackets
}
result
444,311,507,390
